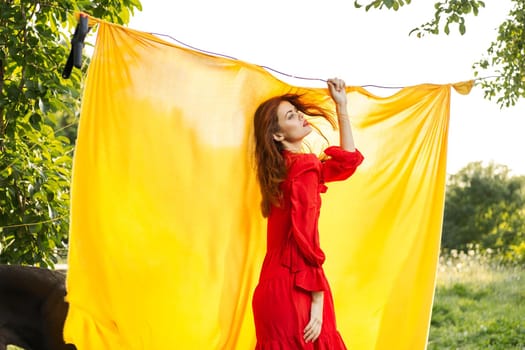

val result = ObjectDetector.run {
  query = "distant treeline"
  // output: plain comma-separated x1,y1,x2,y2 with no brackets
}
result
442,161,525,264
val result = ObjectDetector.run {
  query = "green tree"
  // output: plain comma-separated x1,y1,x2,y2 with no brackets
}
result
354,0,525,108
442,162,525,256
0,0,141,267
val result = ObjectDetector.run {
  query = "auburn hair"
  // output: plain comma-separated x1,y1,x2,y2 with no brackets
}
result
253,93,337,217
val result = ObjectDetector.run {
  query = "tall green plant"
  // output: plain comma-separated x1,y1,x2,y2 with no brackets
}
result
0,0,141,267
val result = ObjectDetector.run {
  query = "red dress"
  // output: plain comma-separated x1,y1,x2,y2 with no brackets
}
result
252,146,364,349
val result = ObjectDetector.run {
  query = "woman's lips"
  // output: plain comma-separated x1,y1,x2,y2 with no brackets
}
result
303,120,309,126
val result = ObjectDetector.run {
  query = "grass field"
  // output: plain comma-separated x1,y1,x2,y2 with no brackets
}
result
428,249,525,349
7,250,524,349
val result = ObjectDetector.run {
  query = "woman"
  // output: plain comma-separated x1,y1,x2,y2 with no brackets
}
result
252,78,364,349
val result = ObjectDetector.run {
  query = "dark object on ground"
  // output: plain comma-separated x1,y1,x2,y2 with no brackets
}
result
0,265,76,350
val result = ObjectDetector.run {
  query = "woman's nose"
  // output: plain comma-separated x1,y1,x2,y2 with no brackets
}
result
298,112,304,120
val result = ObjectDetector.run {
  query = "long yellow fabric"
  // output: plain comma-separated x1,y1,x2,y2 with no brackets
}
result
64,17,472,350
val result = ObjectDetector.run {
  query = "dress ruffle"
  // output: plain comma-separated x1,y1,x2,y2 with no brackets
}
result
324,146,364,164
255,330,347,350
295,266,329,292
322,147,364,182
279,231,329,292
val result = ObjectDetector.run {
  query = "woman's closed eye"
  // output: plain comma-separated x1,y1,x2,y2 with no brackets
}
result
286,110,298,119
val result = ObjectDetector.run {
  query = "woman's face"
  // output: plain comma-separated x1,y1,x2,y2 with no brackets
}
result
273,100,312,144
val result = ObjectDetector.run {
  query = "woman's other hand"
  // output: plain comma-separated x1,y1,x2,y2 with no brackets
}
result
304,291,324,343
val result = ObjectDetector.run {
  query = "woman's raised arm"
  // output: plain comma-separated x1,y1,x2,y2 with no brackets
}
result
327,78,356,152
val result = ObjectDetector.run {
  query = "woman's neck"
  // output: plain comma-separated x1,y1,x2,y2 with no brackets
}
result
281,140,303,153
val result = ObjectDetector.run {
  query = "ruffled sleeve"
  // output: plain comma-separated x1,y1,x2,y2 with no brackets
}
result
321,146,364,183
280,156,330,292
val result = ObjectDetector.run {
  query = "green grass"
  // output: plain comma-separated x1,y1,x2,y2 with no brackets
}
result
428,249,525,349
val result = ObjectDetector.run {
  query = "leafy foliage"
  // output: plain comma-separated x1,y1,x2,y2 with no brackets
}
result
407,0,486,37
473,1,525,108
354,0,525,108
441,162,525,262
354,0,412,11
0,0,142,267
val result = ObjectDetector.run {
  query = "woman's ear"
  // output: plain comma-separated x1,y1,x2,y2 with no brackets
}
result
272,132,284,142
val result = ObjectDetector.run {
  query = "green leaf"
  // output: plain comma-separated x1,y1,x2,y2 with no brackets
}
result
459,22,466,35
131,0,143,11
462,3,472,14
383,0,394,9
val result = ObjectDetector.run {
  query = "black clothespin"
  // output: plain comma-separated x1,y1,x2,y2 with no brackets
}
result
62,13,91,79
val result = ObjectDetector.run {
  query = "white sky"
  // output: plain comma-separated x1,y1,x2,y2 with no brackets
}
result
126,0,525,176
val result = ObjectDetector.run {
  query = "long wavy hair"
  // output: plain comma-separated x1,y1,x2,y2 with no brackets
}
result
253,93,337,217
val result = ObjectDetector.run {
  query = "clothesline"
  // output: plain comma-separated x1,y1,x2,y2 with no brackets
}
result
151,31,500,89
